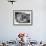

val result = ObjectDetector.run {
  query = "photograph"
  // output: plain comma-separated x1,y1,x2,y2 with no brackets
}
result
13,10,32,25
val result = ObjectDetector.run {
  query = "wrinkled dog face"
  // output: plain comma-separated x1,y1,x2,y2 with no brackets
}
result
15,12,30,23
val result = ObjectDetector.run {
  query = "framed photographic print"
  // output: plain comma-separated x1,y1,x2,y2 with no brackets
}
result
13,10,33,26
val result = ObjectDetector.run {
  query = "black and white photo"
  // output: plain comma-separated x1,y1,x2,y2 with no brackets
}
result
13,10,32,25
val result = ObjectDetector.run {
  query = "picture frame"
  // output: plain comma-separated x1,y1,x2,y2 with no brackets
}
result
13,10,33,26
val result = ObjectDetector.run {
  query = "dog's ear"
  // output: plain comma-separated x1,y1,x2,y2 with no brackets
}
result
18,34,20,38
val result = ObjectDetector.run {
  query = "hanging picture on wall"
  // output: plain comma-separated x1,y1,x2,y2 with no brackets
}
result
13,10,33,25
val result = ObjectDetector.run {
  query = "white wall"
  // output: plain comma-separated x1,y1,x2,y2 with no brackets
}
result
0,0,46,42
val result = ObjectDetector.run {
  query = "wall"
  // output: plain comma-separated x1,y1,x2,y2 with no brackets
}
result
0,0,46,42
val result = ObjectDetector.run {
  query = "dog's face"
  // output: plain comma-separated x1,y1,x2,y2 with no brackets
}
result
15,12,30,23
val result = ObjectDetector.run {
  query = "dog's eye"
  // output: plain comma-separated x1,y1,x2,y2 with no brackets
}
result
23,16,26,18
